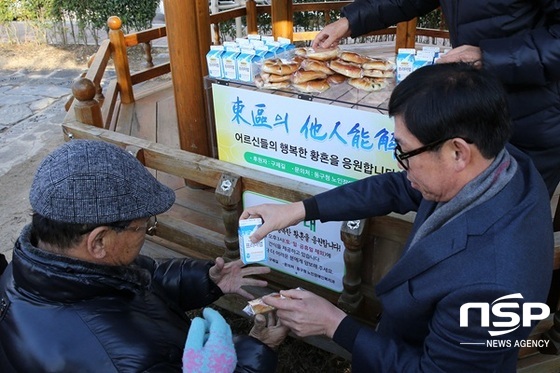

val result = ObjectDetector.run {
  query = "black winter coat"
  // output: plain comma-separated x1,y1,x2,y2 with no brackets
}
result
343,0,560,194
0,225,277,372
0,254,6,276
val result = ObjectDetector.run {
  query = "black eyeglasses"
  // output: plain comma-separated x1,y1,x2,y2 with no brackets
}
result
80,216,158,236
119,216,158,236
394,137,472,170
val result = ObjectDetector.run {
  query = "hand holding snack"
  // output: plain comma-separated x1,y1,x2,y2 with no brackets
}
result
243,293,284,316
263,288,347,339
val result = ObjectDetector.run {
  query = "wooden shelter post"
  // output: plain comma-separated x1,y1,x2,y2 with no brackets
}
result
271,0,293,40
162,0,211,176
395,19,418,52
108,17,134,104
246,0,258,35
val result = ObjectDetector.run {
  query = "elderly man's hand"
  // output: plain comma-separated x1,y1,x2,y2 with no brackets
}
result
209,257,270,299
249,312,289,350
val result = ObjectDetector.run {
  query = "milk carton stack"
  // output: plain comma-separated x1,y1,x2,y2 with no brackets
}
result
205,35,295,82
396,46,449,83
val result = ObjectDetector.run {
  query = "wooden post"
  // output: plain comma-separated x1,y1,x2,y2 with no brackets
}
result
395,18,418,53
215,173,242,260
142,42,154,68
162,1,211,153
246,0,258,35
338,219,367,313
107,16,134,104
271,0,293,41
124,145,146,165
72,77,103,128
163,0,212,187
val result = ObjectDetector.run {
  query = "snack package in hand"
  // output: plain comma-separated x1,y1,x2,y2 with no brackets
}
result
242,293,284,316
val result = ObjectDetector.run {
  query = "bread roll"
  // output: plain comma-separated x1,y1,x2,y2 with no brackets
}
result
261,59,300,75
291,69,328,84
294,47,308,58
362,69,394,78
254,75,291,90
328,59,362,78
362,58,395,71
362,69,384,78
348,77,387,91
305,47,340,61
292,79,330,93
260,72,292,83
339,51,372,65
300,59,334,75
327,73,347,85
292,55,306,64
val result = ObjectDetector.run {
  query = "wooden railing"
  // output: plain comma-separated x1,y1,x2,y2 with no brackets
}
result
209,0,449,50
65,16,170,130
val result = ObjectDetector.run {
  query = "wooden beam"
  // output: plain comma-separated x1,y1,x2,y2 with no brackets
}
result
130,63,171,85
61,121,327,200
124,26,167,46
271,0,293,41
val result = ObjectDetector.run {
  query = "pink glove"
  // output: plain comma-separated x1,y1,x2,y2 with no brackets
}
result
183,308,237,373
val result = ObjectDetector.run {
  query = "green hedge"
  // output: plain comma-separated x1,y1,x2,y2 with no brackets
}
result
1,0,159,44
1,0,446,45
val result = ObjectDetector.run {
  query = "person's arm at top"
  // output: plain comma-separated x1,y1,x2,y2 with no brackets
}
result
330,0,438,41
476,2,560,86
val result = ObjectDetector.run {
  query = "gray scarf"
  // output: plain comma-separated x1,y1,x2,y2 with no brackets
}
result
407,148,517,250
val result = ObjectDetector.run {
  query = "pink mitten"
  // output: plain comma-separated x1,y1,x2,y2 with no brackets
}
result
183,308,237,373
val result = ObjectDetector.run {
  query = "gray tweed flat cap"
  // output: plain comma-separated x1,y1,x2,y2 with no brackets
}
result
29,140,175,224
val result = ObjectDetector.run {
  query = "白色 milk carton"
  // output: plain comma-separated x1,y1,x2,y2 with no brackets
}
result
396,48,416,83
222,45,241,80
238,218,268,264
413,50,435,71
237,48,259,82
206,45,225,78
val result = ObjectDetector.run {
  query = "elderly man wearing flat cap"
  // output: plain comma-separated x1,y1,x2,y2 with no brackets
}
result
0,140,286,372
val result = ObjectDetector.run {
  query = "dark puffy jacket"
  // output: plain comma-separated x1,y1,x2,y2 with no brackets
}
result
0,254,6,276
0,225,277,372
343,0,560,194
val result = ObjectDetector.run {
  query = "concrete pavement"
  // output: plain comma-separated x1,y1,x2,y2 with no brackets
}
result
0,67,85,261
0,68,81,174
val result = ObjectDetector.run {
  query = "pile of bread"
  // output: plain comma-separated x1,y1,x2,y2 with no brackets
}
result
254,46,395,94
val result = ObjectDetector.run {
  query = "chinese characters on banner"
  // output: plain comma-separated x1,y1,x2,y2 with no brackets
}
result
213,83,397,292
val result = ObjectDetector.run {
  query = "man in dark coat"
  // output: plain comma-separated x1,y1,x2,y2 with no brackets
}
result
242,63,554,372
313,0,560,197
0,139,286,372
